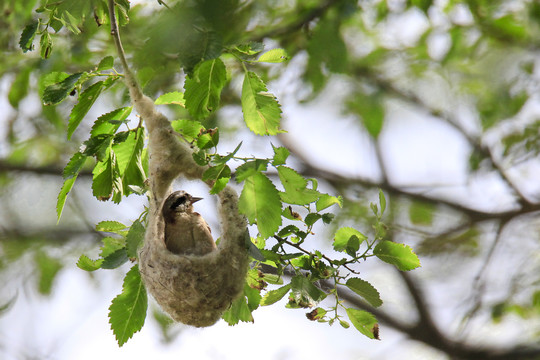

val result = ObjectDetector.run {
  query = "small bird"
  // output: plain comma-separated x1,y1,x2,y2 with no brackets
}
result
162,190,216,256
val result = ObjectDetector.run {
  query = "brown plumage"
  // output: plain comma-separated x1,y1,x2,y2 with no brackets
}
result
162,190,216,256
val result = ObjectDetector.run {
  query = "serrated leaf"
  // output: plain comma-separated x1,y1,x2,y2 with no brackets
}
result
271,145,289,165
184,58,227,120
101,249,129,269
57,152,88,221
100,236,125,258
241,71,282,135
305,213,322,226
97,56,114,71
155,91,185,106
261,284,291,306
256,48,289,63
238,172,282,238
91,107,132,136
68,81,105,139
83,134,113,161
113,128,146,195
109,265,147,346
235,159,268,182
346,278,383,307
197,129,219,149
96,220,127,232
39,32,52,59
77,255,103,271
171,119,205,142
374,241,421,271
333,227,367,252
43,72,84,105
278,166,320,205
56,177,77,222
19,21,38,52
316,194,342,211
222,297,252,325
290,275,326,308
346,308,378,339
126,220,145,258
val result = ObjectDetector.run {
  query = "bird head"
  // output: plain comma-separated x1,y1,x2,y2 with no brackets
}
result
162,190,202,220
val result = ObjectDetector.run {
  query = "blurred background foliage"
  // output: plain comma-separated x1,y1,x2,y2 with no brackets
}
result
2,0,540,359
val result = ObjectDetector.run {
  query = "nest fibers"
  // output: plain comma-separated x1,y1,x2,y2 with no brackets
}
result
134,95,250,327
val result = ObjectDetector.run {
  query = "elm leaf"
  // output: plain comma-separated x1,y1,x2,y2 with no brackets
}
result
108,265,148,346
374,241,421,271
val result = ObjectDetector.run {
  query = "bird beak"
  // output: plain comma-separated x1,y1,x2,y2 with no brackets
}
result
190,197,203,204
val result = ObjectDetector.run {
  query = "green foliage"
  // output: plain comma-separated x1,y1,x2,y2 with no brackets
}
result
241,71,283,135
184,58,227,120
12,0,432,345
109,265,148,347
345,278,382,308
374,241,421,271
345,308,379,339
239,172,282,238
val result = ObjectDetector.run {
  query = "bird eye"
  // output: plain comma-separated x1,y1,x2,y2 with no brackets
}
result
171,195,187,209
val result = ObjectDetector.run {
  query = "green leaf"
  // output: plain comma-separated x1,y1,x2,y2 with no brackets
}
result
235,159,268,182
261,284,291,306
39,32,53,59
57,177,77,222
113,128,146,196
184,58,227,120
345,278,383,308
101,249,129,269
316,194,343,211
374,241,421,271
8,67,31,108
171,119,205,142
155,91,185,106
241,71,282,135
19,21,38,52
68,81,105,139
345,308,378,339
222,295,253,325
96,220,127,232
348,91,385,138
305,213,322,226
91,107,132,136
57,152,88,221
235,42,264,55
109,265,148,347
278,166,320,205
238,172,282,239
97,56,115,71
43,72,84,105
203,164,231,194
35,251,63,295
409,200,435,225
92,150,121,201
256,48,289,63
126,220,145,258
76,255,103,271
379,190,386,214
333,227,367,252
289,275,326,308
272,145,289,165
197,128,220,149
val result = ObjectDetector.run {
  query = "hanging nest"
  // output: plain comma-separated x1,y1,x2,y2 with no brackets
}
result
134,95,250,327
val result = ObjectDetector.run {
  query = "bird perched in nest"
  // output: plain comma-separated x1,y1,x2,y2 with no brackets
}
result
162,190,216,256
